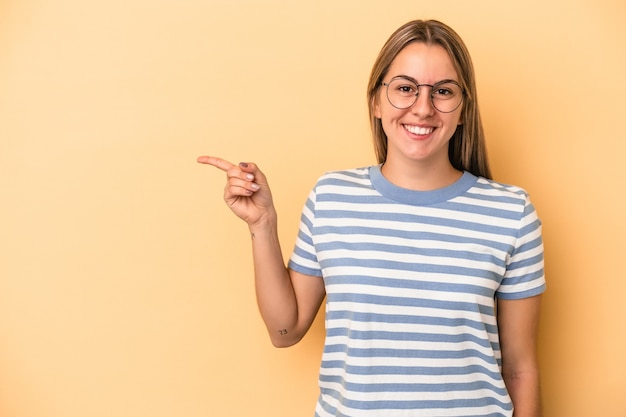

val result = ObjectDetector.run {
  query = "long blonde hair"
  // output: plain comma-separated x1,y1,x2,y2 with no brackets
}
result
367,19,492,179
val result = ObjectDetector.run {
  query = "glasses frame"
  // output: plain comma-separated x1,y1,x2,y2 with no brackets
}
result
381,76,466,113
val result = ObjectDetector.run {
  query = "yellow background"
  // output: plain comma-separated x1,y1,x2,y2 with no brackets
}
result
1,0,625,416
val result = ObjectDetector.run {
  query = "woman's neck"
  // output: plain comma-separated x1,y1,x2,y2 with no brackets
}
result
380,159,462,191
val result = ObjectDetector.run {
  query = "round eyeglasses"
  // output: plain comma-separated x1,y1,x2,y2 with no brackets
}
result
381,76,465,113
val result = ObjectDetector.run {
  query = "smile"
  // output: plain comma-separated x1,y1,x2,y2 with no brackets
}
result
403,124,434,135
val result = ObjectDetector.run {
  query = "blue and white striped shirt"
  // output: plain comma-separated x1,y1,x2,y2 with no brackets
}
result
288,165,546,417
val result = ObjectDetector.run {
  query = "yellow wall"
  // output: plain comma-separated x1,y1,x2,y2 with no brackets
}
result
1,0,624,416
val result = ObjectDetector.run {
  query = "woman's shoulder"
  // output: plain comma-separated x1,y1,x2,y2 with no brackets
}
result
306,166,378,197
315,166,374,183
472,175,532,201
464,175,540,220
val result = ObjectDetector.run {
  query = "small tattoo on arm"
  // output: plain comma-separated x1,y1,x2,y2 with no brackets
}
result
278,329,288,335
251,232,255,240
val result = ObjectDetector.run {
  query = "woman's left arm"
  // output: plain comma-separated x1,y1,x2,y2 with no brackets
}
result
497,295,543,417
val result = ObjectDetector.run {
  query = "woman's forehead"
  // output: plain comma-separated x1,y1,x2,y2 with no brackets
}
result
387,42,459,82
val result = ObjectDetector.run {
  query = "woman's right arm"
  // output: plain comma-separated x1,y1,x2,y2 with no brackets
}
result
197,156,325,347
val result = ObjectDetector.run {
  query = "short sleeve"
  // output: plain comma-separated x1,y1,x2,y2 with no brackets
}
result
288,187,323,277
496,194,546,299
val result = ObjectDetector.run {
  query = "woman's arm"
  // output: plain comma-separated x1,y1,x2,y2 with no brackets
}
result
198,156,325,347
497,295,543,417
248,216,325,347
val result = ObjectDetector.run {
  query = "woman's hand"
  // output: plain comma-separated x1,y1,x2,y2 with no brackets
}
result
198,155,325,347
197,156,275,227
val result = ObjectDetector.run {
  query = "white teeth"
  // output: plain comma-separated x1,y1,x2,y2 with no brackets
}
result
404,125,433,135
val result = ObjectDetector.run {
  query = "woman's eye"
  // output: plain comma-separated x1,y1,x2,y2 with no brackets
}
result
432,83,462,98
397,85,416,94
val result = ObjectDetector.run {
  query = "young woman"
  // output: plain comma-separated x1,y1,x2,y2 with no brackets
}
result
198,19,545,417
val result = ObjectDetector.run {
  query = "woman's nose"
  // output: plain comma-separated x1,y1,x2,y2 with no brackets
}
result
410,89,435,116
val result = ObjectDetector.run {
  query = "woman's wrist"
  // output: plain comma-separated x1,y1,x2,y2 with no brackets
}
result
248,210,278,237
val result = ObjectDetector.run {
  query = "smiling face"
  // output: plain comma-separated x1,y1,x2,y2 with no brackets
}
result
374,42,463,175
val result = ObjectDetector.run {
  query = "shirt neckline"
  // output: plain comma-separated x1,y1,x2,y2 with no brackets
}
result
369,165,478,206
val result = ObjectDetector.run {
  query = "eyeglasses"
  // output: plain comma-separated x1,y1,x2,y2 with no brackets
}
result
381,76,465,113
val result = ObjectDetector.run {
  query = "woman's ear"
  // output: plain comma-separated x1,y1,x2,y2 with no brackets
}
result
373,95,382,119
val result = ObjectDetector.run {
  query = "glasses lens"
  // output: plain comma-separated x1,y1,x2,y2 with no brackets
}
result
431,81,463,113
386,78,418,109
386,78,463,113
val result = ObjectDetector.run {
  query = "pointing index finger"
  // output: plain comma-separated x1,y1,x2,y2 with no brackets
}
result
197,156,235,172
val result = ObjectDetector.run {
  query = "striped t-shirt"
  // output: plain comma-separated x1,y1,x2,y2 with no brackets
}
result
288,165,546,417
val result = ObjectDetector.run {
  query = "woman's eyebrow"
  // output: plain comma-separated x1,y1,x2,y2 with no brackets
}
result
390,75,459,85
390,74,419,84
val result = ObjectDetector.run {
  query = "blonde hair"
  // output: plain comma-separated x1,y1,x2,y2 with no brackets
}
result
367,19,492,179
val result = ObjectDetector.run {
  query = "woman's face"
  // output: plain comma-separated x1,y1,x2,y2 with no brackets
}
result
374,42,463,170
